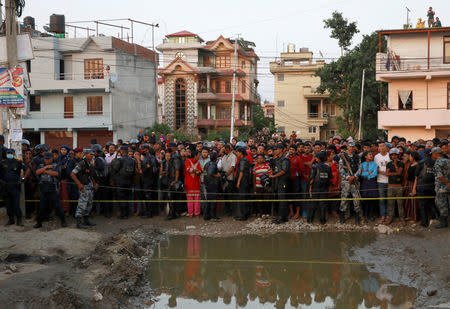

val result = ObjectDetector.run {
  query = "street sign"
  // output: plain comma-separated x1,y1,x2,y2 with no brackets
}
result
0,67,25,107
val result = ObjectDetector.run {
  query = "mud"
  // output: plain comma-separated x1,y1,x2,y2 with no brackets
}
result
0,210,448,308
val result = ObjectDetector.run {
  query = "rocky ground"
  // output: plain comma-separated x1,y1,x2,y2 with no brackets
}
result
0,209,449,308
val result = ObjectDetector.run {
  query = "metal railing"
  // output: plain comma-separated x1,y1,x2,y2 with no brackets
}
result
23,111,111,119
377,53,450,72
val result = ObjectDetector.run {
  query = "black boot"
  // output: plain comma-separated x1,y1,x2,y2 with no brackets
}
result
33,221,42,228
339,212,345,224
16,218,24,227
76,217,88,229
83,216,96,226
419,206,429,228
5,218,15,226
435,216,448,229
354,213,361,225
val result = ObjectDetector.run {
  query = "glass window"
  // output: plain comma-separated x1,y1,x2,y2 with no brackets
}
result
29,95,41,112
84,58,104,79
277,100,285,107
277,74,284,81
309,126,317,134
444,37,450,63
175,78,186,129
225,81,231,93
87,96,102,115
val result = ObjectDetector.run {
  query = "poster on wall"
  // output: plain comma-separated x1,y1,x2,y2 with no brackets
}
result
0,67,25,107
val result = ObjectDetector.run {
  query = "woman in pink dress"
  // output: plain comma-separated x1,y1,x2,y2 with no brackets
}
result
184,150,202,217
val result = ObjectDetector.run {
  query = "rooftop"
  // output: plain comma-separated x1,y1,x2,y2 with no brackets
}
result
166,30,204,42
378,27,450,35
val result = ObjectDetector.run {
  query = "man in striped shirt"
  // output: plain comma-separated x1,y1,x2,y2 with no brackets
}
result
253,154,272,216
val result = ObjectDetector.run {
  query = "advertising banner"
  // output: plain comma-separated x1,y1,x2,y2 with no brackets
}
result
0,67,25,107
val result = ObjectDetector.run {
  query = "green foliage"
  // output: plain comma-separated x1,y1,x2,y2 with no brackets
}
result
323,11,360,54
316,31,387,140
145,123,197,142
206,129,231,142
252,104,275,132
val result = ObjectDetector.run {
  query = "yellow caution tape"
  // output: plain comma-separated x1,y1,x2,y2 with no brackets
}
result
151,257,363,265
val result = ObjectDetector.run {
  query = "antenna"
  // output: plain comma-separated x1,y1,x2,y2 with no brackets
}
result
406,7,411,28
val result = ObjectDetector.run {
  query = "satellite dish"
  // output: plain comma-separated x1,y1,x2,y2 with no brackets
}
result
109,73,118,83
43,25,50,32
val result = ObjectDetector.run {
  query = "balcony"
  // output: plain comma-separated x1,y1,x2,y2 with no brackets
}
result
378,109,450,129
376,53,450,80
29,73,111,94
197,119,248,127
22,111,112,130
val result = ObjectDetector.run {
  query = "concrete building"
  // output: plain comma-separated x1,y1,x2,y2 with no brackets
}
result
23,36,157,148
270,47,340,140
262,101,274,118
376,27,450,141
157,31,259,136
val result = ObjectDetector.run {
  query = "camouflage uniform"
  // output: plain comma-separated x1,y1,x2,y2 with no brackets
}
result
339,154,361,213
75,183,94,217
434,157,450,217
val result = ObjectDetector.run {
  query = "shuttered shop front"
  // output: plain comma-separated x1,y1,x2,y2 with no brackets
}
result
45,131,73,149
77,130,113,148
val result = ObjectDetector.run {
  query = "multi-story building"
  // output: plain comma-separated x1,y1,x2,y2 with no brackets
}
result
23,35,157,147
376,27,450,141
157,30,259,136
262,101,274,119
270,46,340,140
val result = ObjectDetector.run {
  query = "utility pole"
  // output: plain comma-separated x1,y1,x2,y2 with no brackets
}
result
5,0,21,156
230,34,239,142
358,69,365,141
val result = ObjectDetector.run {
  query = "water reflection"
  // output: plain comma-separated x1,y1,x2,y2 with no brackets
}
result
149,233,416,308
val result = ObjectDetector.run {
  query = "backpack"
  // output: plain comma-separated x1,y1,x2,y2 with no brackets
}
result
418,159,435,185
95,157,108,179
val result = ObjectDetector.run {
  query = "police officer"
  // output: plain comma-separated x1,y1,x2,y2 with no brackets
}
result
66,147,84,216
34,152,67,228
339,143,362,224
414,148,437,227
204,151,221,221
0,149,29,226
71,149,98,228
141,145,159,218
271,144,291,224
111,145,136,219
166,143,183,220
235,146,252,221
92,144,108,216
308,151,332,224
0,135,6,160
432,147,450,229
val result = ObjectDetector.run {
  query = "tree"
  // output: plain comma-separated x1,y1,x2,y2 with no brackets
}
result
316,32,387,140
252,104,274,132
323,11,360,56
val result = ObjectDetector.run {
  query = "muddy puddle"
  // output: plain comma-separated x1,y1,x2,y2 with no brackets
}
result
148,232,417,308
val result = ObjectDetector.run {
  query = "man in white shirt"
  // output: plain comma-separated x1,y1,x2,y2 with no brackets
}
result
374,142,391,222
105,143,117,164
221,144,237,216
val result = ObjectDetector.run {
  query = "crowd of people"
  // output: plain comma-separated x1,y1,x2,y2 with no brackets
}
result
416,7,442,28
0,131,449,230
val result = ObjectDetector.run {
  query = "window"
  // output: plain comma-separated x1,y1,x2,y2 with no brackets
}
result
175,78,186,129
59,59,65,80
203,56,211,67
84,58,104,79
277,100,285,107
225,81,231,93
241,80,246,93
215,81,221,93
278,126,285,133
309,126,317,134
64,97,73,118
329,130,336,137
324,103,336,116
175,52,185,59
308,99,320,117
448,83,450,109
444,37,450,63
26,60,31,73
29,95,41,112
216,55,231,68
87,96,103,115
216,105,231,119
277,74,284,81
398,90,413,110
241,61,245,69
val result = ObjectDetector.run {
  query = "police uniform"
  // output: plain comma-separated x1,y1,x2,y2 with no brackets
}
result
308,160,332,224
236,155,252,220
167,151,183,219
141,150,160,217
0,150,28,226
111,150,136,219
416,155,437,227
72,156,96,225
434,154,450,228
92,151,108,216
339,152,361,216
204,159,220,220
273,154,290,222
34,153,67,228
66,152,82,215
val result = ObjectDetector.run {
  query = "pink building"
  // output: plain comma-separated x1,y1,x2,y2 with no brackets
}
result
376,27,450,141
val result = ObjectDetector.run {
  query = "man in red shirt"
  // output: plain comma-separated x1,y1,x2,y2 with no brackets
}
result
299,143,314,217
287,145,302,219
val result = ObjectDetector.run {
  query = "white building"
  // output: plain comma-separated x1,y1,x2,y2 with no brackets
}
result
23,36,158,147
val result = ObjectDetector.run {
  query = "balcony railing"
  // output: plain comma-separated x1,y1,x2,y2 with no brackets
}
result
376,53,450,73
23,111,111,119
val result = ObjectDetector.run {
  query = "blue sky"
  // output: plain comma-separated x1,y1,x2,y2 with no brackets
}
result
21,0,450,101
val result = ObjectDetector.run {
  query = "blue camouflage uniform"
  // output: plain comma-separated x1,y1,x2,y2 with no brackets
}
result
434,157,450,217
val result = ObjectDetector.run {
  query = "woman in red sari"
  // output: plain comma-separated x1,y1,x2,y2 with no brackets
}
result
184,150,202,217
